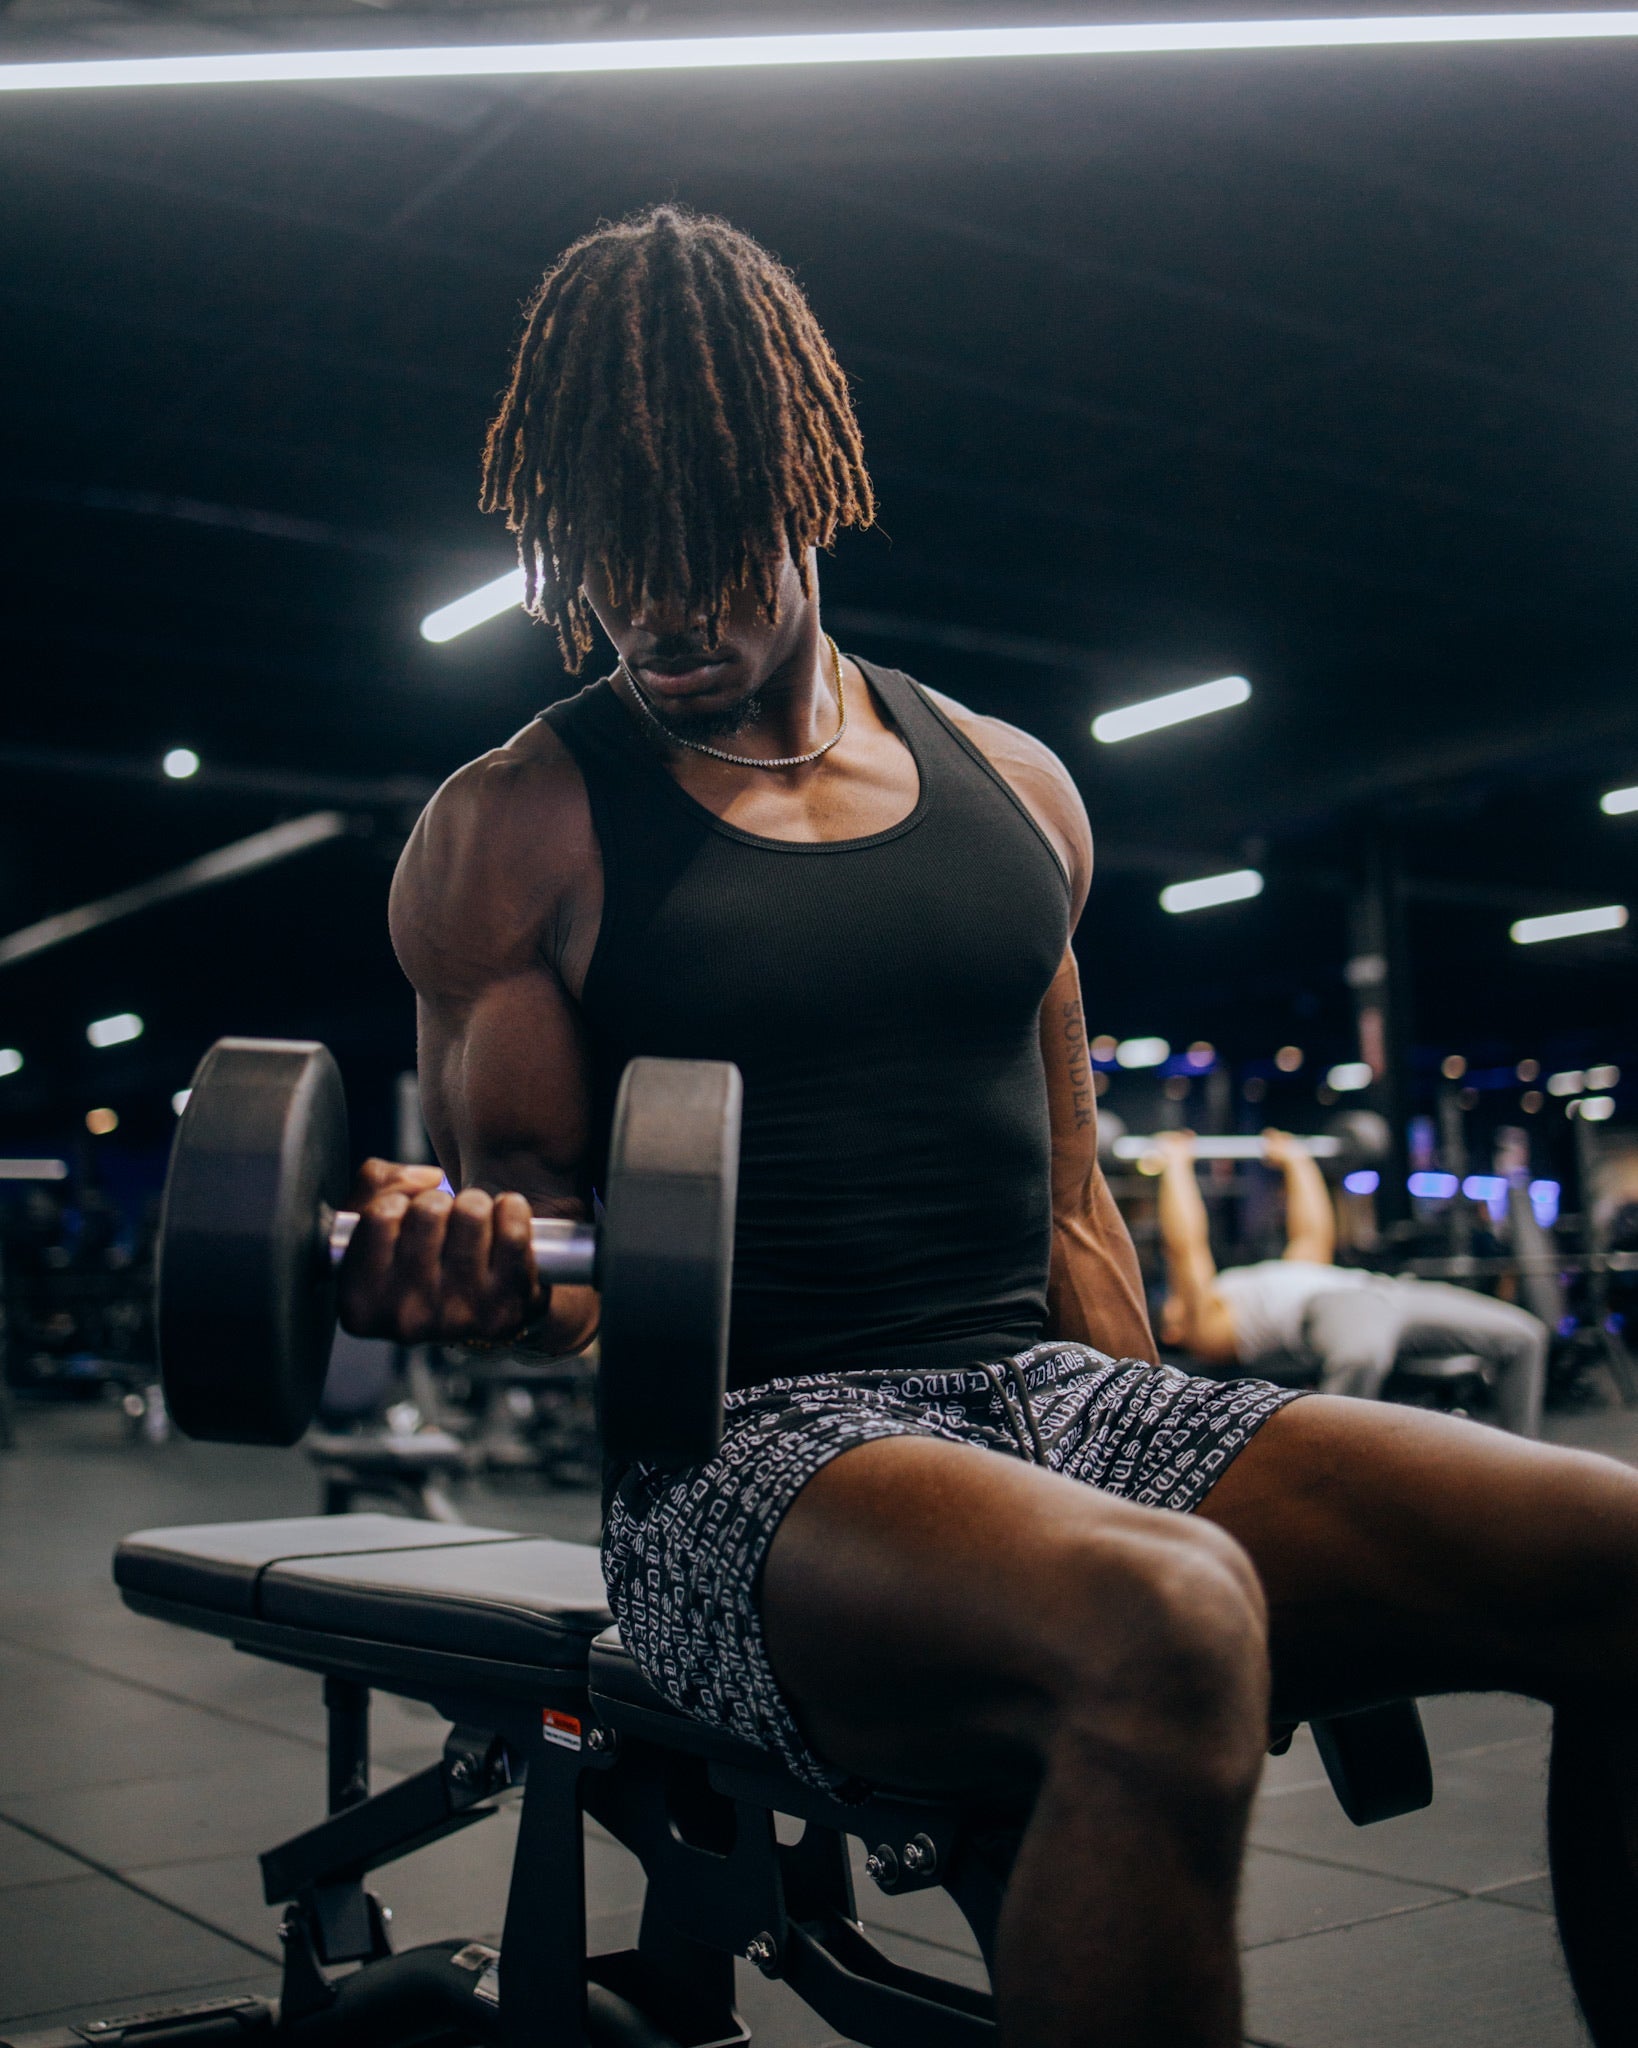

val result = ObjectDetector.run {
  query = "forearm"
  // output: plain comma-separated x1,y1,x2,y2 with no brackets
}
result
1047,1165,1157,1362
1156,1154,1219,1314
1280,1151,1336,1263
521,1283,600,1356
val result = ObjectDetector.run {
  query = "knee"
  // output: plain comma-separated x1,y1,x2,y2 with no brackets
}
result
1038,1517,1269,1806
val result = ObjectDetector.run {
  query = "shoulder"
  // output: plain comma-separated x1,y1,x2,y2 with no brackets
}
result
917,681,1092,913
390,714,594,993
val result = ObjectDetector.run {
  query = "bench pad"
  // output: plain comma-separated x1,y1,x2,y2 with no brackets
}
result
116,1514,612,1670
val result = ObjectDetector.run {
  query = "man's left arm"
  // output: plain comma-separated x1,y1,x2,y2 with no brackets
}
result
1040,949,1157,1362
918,683,1156,1361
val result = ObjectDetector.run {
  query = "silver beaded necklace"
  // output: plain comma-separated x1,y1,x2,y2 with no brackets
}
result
616,634,847,771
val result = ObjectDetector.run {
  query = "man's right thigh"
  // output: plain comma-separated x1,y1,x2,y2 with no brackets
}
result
759,1433,1264,1799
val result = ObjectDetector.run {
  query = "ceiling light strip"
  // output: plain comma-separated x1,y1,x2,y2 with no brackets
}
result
8,15,1638,93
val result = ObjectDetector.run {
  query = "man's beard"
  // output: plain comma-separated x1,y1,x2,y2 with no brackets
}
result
647,685,766,742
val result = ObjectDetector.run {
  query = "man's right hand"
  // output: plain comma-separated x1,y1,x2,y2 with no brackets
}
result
336,1160,545,1346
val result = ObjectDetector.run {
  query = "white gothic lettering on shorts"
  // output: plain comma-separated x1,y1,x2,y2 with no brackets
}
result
602,1347,1301,1796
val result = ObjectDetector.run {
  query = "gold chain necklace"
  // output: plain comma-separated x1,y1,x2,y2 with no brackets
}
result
617,634,846,771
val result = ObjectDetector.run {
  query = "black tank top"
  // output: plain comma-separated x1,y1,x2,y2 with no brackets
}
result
540,661,1071,1392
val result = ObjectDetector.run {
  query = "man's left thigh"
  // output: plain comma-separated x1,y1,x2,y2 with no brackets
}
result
1193,1394,1638,1714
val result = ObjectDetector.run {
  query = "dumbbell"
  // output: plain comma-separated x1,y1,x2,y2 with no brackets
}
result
156,1038,740,1466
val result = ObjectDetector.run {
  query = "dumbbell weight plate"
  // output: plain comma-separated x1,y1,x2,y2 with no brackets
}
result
158,1038,348,1446
597,1057,741,1467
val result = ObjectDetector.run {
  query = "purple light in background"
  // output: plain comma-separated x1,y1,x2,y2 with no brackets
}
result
1529,1179,1561,1228
1409,1171,1459,1199
1343,1169,1380,1195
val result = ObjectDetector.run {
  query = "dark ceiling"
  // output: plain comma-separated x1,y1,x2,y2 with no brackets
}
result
2,1,1636,1164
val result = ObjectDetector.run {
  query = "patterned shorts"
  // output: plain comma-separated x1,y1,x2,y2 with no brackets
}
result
602,1343,1301,1795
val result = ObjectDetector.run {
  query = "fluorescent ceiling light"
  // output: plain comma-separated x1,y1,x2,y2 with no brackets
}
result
9,15,1638,92
162,747,200,780
1547,1069,1585,1096
1601,784,1638,816
0,1158,68,1181
1510,903,1628,945
421,568,526,644
87,1011,143,1048
0,1048,20,1077
1587,1063,1621,1089
1093,674,1250,745
1114,1035,1170,1069
1160,867,1263,915
1326,1060,1373,1092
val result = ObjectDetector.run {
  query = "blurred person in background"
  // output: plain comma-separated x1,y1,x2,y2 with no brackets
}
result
1157,1128,1546,1437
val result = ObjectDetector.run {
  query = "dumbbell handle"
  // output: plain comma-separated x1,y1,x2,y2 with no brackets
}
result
326,1210,599,1283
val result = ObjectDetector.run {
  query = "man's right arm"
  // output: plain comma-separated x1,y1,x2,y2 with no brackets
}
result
338,740,599,1351
1155,1133,1239,1364
1265,1129,1338,1265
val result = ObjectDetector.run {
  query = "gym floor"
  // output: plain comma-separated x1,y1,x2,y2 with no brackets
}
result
2,1400,1628,2047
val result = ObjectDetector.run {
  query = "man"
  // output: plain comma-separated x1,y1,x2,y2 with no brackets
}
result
341,206,1638,2047
1156,1128,1548,1437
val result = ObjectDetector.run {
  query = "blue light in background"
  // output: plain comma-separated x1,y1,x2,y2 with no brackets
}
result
1409,1171,1459,1199
1343,1169,1380,1195
1528,1179,1561,1228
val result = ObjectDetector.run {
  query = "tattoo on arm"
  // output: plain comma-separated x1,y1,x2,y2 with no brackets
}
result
1062,997,1094,1130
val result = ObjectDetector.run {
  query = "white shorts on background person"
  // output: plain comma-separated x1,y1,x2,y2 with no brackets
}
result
1213,1261,1547,1438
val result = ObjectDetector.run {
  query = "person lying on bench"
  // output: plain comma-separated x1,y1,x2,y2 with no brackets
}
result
338,205,1638,2048
1156,1128,1547,1437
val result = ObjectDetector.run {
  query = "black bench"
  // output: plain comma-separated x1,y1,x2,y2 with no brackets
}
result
1,1511,1436,2048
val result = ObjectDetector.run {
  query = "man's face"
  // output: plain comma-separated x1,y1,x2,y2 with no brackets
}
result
583,552,810,738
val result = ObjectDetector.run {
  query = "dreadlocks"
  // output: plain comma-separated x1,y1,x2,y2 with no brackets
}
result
480,205,875,671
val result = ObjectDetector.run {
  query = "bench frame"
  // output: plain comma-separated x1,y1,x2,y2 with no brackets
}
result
28,1561,1435,2048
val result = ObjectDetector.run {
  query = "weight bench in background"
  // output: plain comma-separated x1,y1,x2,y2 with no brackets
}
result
3,1512,1434,2048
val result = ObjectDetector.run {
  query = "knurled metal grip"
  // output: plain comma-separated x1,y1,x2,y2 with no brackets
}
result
326,1210,598,1284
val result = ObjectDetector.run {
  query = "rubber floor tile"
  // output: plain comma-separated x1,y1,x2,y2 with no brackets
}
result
0,1873,266,2024
1239,1846,1455,1948
0,1820,86,1894
1243,1894,1588,2047
0,1643,312,1799
0,1756,359,1871
1414,1693,1551,1759
1479,1872,1556,1913
1250,1740,1549,1893
0,1970,282,2037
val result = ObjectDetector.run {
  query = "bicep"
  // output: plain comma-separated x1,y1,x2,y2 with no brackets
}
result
417,968,593,1215
390,751,597,1217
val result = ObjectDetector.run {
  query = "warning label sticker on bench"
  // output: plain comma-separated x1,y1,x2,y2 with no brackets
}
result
542,1707,583,1750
